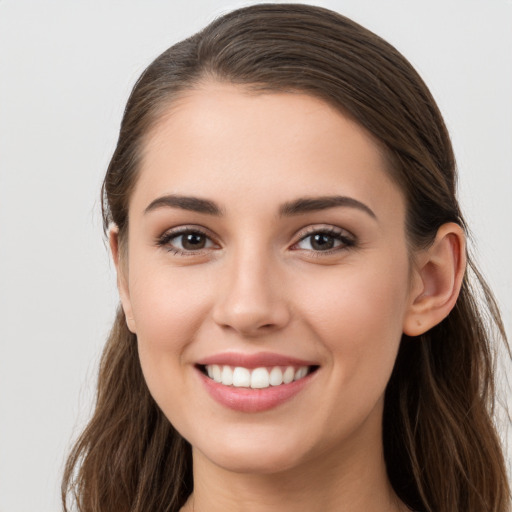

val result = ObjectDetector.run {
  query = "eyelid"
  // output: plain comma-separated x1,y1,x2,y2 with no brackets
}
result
290,224,357,253
155,223,356,256
294,224,355,241
156,225,220,254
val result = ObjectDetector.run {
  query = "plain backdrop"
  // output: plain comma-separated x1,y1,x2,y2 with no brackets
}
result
0,1,511,510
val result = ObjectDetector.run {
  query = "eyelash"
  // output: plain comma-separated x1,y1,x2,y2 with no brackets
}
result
292,227,356,255
155,226,356,256
156,226,215,256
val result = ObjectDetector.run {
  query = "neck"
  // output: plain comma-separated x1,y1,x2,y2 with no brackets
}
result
182,408,407,512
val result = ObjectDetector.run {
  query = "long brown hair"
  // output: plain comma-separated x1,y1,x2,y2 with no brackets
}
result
62,4,511,511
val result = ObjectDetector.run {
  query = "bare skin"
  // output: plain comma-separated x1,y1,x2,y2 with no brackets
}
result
111,82,465,512
180,418,410,512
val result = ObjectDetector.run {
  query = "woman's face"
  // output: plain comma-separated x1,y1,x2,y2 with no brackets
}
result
117,83,421,474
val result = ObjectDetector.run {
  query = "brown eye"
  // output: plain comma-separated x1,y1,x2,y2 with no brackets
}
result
181,232,207,250
310,233,336,250
294,229,355,252
158,229,217,254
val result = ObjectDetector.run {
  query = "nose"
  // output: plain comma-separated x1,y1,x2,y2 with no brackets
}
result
212,248,291,337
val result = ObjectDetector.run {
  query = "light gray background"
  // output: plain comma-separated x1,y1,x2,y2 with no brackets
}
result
0,1,511,510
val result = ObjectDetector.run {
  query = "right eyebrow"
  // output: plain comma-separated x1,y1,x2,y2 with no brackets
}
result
279,195,377,220
144,194,223,216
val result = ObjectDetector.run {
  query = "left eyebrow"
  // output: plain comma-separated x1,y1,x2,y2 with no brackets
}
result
144,194,223,216
279,195,377,220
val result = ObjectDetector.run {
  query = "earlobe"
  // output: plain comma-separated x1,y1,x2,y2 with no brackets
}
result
109,224,137,334
403,223,466,336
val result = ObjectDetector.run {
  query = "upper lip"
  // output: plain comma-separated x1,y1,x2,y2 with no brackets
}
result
196,351,318,369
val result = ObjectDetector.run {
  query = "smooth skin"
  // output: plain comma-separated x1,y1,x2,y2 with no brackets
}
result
110,83,466,512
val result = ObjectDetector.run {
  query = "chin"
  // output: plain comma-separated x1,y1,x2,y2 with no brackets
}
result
190,426,315,475
203,447,305,475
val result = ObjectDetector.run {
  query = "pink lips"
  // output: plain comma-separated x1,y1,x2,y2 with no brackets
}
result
196,352,318,413
196,351,316,369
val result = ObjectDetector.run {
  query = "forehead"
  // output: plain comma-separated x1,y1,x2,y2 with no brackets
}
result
132,82,404,221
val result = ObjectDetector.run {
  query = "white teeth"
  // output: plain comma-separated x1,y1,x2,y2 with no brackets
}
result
232,367,251,387
221,365,233,386
295,367,308,380
251,367,269,389
269,367,283,386
212,364,222,383
204,364,311,389
283,366,295,384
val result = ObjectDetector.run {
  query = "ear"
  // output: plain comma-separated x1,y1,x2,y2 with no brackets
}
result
403,222,466,336
109,224,137,333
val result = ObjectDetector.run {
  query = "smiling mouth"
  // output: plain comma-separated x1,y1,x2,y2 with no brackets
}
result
198,364,319,389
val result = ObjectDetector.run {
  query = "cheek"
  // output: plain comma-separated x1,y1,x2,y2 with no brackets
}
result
296,255,410,380
127,262,216,423
287,255,411,441
128,258,214,358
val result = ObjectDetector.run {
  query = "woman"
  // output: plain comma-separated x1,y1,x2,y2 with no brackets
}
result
62,4,511,512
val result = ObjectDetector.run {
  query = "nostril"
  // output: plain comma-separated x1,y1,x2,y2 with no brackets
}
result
211,283,291,336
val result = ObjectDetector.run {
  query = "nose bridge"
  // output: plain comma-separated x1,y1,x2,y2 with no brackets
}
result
213,238,290,335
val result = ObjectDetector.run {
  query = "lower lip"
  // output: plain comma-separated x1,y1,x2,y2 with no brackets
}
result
198,369,315,413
